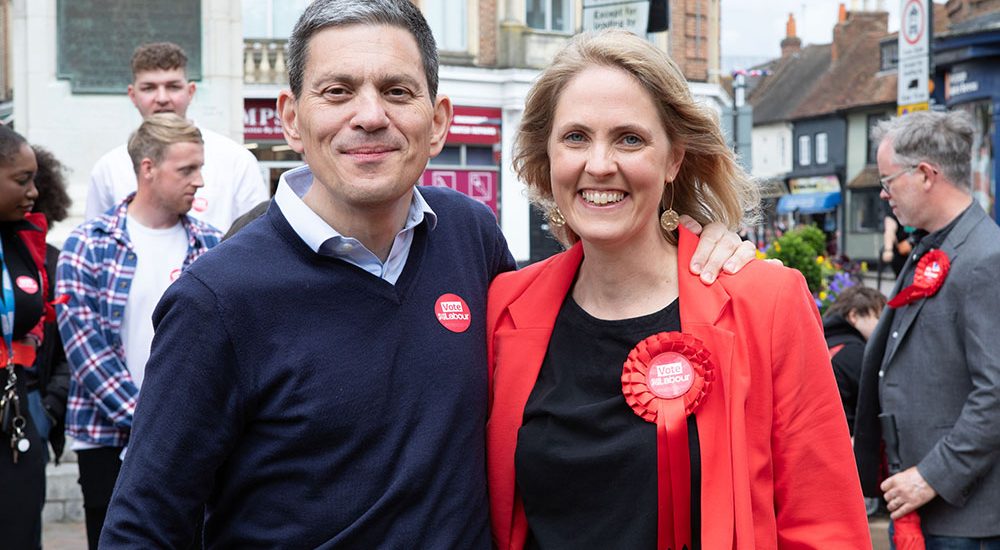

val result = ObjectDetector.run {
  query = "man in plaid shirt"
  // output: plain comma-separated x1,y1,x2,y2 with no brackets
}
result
56,113,221,549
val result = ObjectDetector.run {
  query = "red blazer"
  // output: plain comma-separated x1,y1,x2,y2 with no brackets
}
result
486,227,870,549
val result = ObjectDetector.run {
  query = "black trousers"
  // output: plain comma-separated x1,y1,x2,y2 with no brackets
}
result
77,446,204,549
0,369,46,550
76,446,123,550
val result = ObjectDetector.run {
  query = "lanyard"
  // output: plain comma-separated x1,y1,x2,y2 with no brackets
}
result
0,238,15,362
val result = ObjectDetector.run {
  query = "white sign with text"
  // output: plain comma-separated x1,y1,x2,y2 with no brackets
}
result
583,0,650,35
897,0,930,106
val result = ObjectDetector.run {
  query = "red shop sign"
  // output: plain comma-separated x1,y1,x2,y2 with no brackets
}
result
243,98,283,141
448,106,501,145
420,169,498,215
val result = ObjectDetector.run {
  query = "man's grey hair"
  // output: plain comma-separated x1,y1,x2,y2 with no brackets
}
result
873,110,975,192
286,0,439,101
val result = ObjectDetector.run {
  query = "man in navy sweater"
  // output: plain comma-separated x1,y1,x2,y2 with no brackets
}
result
101,1,757,547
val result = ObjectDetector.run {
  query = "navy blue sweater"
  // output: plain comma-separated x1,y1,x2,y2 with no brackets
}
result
102,188,516,548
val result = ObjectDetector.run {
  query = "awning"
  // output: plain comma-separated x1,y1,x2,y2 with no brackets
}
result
848,166,880,189
776,191,842,214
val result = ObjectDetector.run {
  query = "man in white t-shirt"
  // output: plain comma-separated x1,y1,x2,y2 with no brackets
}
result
57,114,222,550
86,42,267,233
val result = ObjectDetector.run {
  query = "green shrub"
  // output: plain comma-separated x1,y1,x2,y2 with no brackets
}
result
766,229,823,292
797,224,827,257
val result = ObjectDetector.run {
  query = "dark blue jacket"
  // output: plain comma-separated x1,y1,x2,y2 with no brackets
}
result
101,187,515,548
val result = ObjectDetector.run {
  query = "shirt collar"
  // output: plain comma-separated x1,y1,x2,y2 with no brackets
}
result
273,165,437,254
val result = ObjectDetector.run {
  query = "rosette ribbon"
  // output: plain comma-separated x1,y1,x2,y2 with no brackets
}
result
621,332,715,550
887,249,950,309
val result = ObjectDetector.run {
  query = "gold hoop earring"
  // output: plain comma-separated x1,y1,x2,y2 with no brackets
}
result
548,207,566,228
660,182,679,232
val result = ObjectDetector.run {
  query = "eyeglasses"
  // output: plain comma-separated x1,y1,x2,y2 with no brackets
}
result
879,165,918,194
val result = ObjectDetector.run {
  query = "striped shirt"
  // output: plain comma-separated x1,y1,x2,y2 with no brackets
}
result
56,194,221,448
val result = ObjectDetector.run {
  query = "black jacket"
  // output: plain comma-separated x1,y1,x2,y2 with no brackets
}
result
34,244,69,461
822,313,865,435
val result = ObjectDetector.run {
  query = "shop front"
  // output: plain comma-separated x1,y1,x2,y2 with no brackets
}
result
422,106,502,215
778,174,843,255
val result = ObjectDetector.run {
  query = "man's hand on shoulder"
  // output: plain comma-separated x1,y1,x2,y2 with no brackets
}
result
681,215,768,284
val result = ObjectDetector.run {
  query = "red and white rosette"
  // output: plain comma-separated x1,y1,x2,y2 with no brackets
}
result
622,332,714,550
887,249,950,308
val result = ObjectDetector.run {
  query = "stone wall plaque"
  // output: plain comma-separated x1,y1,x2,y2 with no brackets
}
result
57,0,202,94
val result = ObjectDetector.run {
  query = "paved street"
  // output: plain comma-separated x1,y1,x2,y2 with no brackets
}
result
41,518,894,549
42,520,86,549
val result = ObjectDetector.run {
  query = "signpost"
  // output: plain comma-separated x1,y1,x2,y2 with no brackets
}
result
582,0,650,35
897,0,931,115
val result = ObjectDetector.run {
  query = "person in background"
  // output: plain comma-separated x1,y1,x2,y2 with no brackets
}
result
27,145,72,465
822,285,886,434
85,42,266,233
856,110,1000,547
486,30,870,549
58,114,221,549
0,126,58,550
881,212,912,277
824,284,888,518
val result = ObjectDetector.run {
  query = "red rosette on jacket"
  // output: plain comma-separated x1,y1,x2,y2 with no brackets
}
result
888,249,950,308
622,332,715,550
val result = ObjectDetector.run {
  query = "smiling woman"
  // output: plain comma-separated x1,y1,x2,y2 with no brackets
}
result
0,124,57,549
487,30,872,550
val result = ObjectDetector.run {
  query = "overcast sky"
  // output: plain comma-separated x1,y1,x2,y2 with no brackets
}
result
720,0,908,72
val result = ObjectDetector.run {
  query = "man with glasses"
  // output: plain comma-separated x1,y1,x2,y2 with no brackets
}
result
855,110,1000,548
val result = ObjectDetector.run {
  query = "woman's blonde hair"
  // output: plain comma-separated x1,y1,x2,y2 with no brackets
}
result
514,30,759,245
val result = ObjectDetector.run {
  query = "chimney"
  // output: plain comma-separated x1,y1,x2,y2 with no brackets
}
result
832,3,848,62
780,13,802,56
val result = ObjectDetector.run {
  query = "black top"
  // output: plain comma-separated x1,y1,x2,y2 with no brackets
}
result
516,295,701,550
0,222,43,345
822,312,865,434
888,203,969,341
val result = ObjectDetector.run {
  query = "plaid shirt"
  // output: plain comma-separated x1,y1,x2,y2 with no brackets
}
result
57,195,222,448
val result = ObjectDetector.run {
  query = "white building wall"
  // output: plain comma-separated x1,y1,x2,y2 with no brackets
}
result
751,122,792,179
12,0,245,243
845,111,871,181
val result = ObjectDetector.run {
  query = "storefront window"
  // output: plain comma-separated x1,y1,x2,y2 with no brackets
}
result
466,146,496,166
850,188,882,232
429,145,497,168
431,146,462,166
956,100,995,220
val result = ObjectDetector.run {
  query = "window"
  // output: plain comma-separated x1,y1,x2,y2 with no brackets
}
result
431,146,462,166
242,0,308,38
815,133,828,165
880,41,898,71
850,188,882,232
527,0,572,32
798,135,811,166
428,145,498,167
423,0,467,51
867,114,888,164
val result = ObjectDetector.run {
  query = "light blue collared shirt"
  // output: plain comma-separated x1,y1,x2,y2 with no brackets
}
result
273,165,437,285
